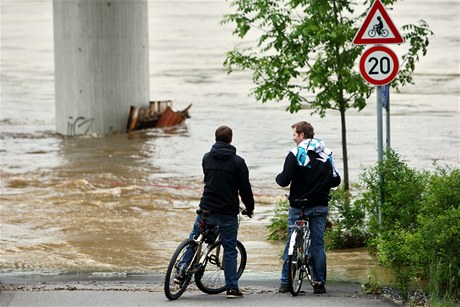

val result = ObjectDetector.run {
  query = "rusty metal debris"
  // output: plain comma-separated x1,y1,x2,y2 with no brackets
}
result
127,100,192,132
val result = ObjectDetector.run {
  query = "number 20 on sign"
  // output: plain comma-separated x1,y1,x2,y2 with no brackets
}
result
359,45,399,85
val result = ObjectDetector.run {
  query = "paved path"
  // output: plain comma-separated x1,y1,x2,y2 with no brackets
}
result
0,272,401,307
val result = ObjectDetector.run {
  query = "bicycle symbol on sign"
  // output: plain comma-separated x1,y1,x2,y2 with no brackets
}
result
368,16,389,37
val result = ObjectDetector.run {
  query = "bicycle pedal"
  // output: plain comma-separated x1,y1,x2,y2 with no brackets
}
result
208,254,219,265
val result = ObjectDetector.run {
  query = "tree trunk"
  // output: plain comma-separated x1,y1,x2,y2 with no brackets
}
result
340,103,350,192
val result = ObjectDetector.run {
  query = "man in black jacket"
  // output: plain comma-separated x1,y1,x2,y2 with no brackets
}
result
180,126,254,298
276,121,340,294
199,126,254,217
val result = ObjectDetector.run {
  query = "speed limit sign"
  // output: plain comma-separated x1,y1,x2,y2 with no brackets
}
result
359,45,399,85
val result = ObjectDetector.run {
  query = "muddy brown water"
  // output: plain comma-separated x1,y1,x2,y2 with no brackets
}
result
1,131,392,284
0,166,391,284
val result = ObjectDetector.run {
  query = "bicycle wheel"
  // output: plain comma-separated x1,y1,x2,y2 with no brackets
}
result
195,240,247,294
164,238,198,300
288,229,303,296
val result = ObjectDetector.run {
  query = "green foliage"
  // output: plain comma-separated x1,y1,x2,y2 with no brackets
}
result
266,197,289,240
417,167,460,301
376,228,416,299
222,0,372,114
423,207,460,301
355,150,460,301
327,186,369,248
397,20,433,89
362,268,382,295
356,150,428,251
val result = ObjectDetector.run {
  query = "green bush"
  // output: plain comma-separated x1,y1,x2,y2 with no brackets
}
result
355,150,428,252
327,186,369,248
376,227,416,299
356,150,460,301
415,167,460,301
421,207,460,301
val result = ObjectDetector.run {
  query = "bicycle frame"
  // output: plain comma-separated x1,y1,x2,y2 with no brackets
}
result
183,215,221,274
196,231,222,271
193,207,245,271
288,218,310,256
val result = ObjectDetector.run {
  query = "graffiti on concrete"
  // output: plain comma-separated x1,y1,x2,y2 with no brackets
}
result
67,116,95,135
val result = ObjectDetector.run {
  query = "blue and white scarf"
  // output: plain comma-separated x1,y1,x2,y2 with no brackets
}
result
291,138,340,177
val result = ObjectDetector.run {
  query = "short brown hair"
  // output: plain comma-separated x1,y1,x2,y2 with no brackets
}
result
215,125,233,143
291,121,314,139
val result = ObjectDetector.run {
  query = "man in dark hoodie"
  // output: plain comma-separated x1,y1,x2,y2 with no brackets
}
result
178,125,254,298
276,121,340,295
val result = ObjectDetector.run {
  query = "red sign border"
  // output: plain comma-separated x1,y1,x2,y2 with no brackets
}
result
359,45,399,85
353,0,404,45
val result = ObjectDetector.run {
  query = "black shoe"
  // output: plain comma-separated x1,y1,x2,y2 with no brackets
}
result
278,284,290,293
313,283,326,294
226,289,243,298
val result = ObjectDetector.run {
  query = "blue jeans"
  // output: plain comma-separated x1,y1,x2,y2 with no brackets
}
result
185,212,239,290
280,206,328,285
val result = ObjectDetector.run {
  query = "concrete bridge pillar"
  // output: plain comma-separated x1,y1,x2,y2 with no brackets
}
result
53,0,149,135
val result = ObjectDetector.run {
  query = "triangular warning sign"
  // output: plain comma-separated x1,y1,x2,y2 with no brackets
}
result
353,0,404,45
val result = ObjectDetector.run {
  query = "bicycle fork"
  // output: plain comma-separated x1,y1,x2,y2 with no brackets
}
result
180,237,204,277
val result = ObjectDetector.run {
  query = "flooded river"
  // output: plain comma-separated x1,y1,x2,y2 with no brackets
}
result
1,0,458,285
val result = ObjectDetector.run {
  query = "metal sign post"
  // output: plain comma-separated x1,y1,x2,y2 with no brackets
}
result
382,84,391,149
376,86,384,225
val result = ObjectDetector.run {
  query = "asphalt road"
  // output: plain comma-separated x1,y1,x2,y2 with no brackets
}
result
0,273,401,307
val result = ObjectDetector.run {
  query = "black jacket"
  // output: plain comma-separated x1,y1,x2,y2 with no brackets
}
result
276,150,341,208
199,142,254,215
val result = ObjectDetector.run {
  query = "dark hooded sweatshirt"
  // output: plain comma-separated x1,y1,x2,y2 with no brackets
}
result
276,139,341,208
199,141,255,215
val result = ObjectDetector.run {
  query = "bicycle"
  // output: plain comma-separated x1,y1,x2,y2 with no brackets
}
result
164,208,248,300
368,28,389,37
287,199,326,296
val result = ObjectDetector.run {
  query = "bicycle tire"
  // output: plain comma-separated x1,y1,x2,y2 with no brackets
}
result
164,238,198,300
288,229,303,296
195,240,247,294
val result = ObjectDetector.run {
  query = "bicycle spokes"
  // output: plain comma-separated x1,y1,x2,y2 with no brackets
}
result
165,239,198,300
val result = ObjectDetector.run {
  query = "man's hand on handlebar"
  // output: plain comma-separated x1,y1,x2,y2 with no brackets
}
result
241,209,254,218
